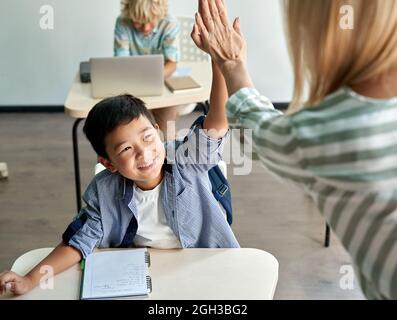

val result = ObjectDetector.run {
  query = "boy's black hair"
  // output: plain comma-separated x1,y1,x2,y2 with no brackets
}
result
83,94,157,159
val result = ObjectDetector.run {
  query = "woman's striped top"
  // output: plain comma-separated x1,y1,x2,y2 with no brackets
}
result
226,86,397,299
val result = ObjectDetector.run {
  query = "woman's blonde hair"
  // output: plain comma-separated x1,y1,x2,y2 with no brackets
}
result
121,0,168,23
283,0,397,111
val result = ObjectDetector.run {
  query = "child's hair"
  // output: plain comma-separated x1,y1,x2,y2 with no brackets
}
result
283,0,397,111
121,0,168,23
83,94,157,159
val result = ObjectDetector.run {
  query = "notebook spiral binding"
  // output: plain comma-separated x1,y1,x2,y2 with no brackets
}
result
146,276,153,293
145,251,151,267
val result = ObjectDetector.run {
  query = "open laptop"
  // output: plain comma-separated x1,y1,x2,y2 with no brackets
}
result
90,55,164,98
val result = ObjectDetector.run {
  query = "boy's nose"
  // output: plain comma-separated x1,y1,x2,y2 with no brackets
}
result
137,147,152,161
142,23,152,33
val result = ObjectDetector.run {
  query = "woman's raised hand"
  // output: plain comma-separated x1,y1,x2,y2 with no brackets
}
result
191,0,246,69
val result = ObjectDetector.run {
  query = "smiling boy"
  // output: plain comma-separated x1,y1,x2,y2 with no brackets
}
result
0,61,239,296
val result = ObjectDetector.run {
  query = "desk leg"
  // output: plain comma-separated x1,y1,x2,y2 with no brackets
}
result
0,162,8,179
72,118,84,212
324,224,331,247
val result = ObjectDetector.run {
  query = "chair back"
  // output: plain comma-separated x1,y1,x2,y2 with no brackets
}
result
178,16,210,62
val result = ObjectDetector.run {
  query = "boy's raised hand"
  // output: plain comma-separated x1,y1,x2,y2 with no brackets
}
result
0,271,33,295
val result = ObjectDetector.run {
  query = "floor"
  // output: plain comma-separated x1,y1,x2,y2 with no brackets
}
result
0,112,365,299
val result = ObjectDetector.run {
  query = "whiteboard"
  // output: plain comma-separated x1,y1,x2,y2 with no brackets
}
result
0,0,293,106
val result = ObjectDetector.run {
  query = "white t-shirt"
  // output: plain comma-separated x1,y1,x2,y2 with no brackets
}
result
133,180,182,249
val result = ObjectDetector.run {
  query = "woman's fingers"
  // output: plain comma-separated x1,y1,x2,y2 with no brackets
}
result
208,0,220,19
195,0,245,65
193,12,211,54
233,17,241,35
191,23,202,49
215,0,229,27
209,0,227,36
195,12,209,41
199,0,215,32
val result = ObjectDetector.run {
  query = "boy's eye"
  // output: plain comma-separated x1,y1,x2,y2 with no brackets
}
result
143,134,154,142
119,146,132,155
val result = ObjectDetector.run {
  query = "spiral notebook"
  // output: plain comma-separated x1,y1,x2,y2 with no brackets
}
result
80,248,152,300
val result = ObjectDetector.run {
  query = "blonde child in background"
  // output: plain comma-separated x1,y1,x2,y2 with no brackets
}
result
115,0,181,140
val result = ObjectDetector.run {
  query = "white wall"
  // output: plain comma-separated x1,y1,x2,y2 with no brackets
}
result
0,0,293,106
170,0,293,102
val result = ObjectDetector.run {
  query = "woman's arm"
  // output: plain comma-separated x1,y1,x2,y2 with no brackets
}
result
0,242,82,295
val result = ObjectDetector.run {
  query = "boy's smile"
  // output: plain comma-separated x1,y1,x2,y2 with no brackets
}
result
100,115,165,190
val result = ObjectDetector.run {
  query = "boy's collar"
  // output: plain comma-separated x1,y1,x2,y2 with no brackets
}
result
152,25,159,34
163,160,173,174
140,25,159,38
121,164,172,203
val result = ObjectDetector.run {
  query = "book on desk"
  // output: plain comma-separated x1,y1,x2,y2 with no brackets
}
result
165,75,201,93
80,248,152,300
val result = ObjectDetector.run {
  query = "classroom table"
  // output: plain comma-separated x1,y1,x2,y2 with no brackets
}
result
2,247,279,300
64,61,212,212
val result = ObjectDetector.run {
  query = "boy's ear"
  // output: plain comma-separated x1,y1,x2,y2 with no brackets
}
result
98,156,118,173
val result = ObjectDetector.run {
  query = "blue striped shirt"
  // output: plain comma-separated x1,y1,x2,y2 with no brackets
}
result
62,118,239,258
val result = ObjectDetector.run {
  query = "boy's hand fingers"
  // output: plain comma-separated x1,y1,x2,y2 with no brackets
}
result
1,281,21,296
9,281,22,294
0,272,21,292
0,272,31,295
0,281,14,295
5,282,13,292
0,271,16,286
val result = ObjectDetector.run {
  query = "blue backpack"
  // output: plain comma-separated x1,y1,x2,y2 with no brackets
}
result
175,116,233,225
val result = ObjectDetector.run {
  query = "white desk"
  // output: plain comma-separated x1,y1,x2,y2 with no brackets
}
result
64,62,212,212
3,248,278,300
65,62,212,118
